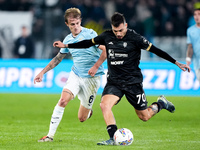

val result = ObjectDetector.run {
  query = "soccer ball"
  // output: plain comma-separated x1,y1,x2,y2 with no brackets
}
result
114,128,134,146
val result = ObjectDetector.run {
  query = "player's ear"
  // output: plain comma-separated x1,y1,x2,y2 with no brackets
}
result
125,23,128,28
65,22,69,27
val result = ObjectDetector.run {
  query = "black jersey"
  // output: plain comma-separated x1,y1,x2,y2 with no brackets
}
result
93,29,151,85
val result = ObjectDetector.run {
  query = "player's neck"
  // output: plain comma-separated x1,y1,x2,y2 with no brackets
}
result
196,23,200,28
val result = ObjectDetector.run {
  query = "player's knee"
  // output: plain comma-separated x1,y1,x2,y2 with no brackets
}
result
100,102,109,111
138,115,149,122
138,114,150,122
78,116,87,122
59,98,68,107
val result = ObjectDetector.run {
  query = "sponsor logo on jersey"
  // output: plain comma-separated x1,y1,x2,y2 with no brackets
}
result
108,49,128,58
115,53,128,57
111,61,124,65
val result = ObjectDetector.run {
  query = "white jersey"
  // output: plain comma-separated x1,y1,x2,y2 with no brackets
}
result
60,27,104,77
187,25,200,70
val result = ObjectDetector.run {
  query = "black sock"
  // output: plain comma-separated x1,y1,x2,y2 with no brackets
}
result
107,124,117,139
152,102,163,113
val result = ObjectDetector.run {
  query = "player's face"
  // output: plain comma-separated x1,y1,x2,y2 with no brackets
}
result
112,23,127,39
66,17,82,37
194,10,200,26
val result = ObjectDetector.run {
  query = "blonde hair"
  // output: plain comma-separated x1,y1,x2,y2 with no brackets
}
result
64,8,81,23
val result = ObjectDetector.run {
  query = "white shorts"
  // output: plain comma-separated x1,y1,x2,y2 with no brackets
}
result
195,69,200,82
63,71,101,109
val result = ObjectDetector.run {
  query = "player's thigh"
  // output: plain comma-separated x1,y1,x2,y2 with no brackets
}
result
101,94,120,109
125,83,147,110
101,83,124,108
63,71,80,99
102,83,124,103
78,76,101,109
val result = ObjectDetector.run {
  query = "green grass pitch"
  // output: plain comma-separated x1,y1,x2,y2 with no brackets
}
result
0,93,199,150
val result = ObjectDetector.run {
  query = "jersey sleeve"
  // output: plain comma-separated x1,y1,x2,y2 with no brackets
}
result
88,29,99,48
93,32,106,45
132,31,152,50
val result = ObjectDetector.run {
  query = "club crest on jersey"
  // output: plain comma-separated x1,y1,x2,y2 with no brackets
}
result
78,37,84,41
123,42,127,48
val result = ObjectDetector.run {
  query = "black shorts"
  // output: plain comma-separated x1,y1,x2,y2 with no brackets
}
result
102,82,148,110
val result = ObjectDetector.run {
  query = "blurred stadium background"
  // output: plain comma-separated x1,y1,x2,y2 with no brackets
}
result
0,0,199,95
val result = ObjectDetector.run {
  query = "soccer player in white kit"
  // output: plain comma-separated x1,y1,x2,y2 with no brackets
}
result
34,8,106,142
186,5,200,82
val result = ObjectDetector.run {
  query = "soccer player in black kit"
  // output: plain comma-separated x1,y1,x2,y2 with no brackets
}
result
53,12,191,145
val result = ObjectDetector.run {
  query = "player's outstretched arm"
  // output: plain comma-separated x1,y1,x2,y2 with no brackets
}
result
175,61,191,72
88,45,107,77
148,45,191,73
53,39,95,49
34,52,67,84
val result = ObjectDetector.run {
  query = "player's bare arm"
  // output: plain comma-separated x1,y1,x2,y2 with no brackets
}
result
34,52,67,84
88,45,107,77
186,44,193,66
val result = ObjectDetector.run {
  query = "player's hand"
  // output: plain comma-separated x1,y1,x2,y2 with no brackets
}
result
53,41,66,48
88,66,98,77
175,61,191,72
34,73,44,84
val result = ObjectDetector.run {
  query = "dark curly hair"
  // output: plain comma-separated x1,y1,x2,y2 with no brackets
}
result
111,12,126,27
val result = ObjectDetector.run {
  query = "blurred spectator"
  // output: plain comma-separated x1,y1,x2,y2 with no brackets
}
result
162,20,175,36
123,0,137,29
159,5,171,36
135,0,154,36
90,0,106,27
7,0,33,11
115,0,126,14
0,0,9,10
186,1,196,27
13,26,34,58
174,6,188,36
80,0,93,23
32,17,45,59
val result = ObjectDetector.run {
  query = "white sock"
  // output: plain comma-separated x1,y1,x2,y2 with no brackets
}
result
47,104,65,138
87,109,92,120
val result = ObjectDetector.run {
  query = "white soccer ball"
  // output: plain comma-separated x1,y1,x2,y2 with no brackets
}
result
114,128,134,146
